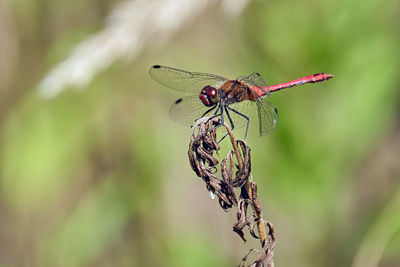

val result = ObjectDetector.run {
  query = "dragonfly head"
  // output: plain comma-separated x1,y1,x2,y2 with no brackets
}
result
199,86,219,107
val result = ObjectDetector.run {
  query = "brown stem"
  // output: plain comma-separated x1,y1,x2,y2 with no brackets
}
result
222,122,269,252
250,177,267,247
223,122,243,170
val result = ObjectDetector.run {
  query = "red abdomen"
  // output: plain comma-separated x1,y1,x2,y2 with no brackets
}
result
252,72,334,96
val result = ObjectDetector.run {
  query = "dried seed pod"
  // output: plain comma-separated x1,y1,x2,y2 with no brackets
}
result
188,117,275,266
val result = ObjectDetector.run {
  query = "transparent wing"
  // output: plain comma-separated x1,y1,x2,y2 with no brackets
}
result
256,97,278,136
169,96,278,136
238,72,271,97
150,65,227,94
226,100,257,130
238,72,267,86
169,95,217,127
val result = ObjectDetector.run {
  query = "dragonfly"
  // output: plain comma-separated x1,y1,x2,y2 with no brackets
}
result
149,65,333,139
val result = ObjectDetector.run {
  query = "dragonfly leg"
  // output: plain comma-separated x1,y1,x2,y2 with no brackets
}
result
224,106,235,130
213,104,221,116
197,104,217,121
204,105,224,137
217,106,235,143
192,105,218,128
206,104,222,121
226,106,250,140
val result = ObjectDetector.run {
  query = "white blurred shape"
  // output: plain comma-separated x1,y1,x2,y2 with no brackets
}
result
221,0,250,16
38,0,249,98
209,190,216,200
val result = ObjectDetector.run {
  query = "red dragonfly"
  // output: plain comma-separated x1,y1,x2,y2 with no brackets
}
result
150,65,333,138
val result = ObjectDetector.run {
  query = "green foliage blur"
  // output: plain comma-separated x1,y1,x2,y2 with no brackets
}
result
0,0,399,266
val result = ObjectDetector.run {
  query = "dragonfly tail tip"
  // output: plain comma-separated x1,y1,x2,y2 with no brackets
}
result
326,73,334,80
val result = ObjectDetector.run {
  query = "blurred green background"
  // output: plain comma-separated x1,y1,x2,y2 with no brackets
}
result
0,0,399,266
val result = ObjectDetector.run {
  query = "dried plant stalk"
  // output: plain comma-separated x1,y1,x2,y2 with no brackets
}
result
188,117,276,267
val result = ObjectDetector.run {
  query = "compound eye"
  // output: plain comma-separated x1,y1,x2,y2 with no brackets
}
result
205,87,216,97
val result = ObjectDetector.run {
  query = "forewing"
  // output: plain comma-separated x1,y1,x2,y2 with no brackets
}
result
256,97,278,136
150,65,227,94
238,72,267,86
238,72,271,97
169,95,216,127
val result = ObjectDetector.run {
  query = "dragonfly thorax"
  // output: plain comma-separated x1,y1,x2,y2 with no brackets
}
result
199,85,219,107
